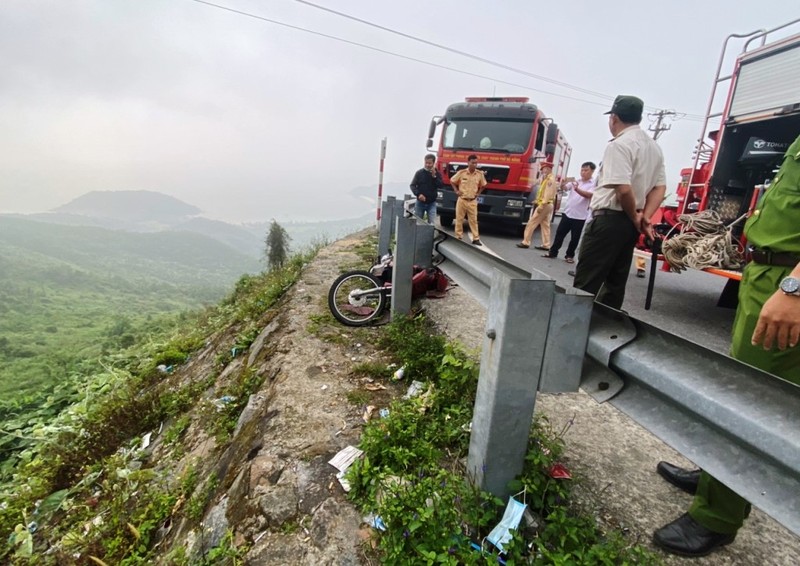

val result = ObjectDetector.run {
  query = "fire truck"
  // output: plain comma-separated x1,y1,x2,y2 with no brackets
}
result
657,18,800,300
426,97,571,235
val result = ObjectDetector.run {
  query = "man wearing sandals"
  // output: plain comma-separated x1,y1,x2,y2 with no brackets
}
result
572,95,666,310
542,161,597,263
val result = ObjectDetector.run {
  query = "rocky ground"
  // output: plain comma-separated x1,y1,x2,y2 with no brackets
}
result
153,229,798,565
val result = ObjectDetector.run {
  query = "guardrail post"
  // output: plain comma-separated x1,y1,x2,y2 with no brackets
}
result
467,270,555,497
391,216,416,319
377,196,395,256
413,221,435,268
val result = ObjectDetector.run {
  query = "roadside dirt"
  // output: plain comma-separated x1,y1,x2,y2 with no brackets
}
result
157,228,798,565
423,283,800,566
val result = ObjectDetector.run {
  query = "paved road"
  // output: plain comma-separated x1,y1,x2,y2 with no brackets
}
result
441,218,737,355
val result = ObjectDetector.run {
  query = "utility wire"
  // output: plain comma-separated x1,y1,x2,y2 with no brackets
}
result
189,0,705,120
295,0,614,102
295,0,707,121
189,0,612,108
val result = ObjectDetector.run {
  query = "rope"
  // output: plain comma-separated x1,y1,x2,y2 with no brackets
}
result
661,210,746,272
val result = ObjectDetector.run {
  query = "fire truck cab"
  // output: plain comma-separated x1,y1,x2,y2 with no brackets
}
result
426,97,571,234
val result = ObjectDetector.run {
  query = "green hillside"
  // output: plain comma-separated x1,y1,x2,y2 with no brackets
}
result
0,216,262,399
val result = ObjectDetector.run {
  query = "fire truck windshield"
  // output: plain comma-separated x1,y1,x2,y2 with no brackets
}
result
443,119,533,154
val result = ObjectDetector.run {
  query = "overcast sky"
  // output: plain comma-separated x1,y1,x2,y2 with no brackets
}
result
1,1,797,223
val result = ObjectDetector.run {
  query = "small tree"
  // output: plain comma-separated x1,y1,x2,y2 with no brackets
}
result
264,219,291,270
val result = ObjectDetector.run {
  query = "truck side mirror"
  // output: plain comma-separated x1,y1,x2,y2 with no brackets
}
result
545,143,556,154
545,123,559,145
426,139,433,149
427,119,437,140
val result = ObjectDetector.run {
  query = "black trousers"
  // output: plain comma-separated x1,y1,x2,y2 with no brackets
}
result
547,215,586,259
573,214,639,310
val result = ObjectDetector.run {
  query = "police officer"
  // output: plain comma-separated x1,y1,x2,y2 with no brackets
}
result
653,133,800,557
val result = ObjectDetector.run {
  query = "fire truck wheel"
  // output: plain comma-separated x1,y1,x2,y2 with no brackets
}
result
438,213,454,229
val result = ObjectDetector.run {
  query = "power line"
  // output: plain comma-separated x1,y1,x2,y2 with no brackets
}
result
295,0,615,102
188,0,707,121
188,0,612,108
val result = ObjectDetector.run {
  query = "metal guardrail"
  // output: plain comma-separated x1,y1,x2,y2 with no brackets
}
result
378,198,800,536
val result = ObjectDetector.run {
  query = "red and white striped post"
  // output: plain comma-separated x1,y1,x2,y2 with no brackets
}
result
376,137,387,227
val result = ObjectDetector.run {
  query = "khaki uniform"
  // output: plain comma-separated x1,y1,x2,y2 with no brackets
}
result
688,134,800,535
521,173,556,247
574,125,666,309
451,168,487,241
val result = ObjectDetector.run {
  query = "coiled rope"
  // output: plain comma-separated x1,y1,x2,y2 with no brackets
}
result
661,210,746,272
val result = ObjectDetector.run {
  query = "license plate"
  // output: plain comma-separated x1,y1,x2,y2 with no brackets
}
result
477,196,484,204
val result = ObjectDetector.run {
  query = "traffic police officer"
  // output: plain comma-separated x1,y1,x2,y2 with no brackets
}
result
654,133,800,557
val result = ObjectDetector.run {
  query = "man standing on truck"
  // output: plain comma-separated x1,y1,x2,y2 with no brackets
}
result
450,154,487,245
653,133,800,558
410,153,444,225
572,95,666,310
542,161,596,262
516,162,557,250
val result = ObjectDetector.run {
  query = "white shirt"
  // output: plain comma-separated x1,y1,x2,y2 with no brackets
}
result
562,179,596,220
590,125,667,211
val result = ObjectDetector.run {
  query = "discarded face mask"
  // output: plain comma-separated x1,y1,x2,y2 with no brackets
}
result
486,497,527,553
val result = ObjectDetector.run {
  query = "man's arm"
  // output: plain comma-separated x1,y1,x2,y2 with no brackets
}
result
573,181,594,199
752,263,800,351
477,172,487,195
639,184,667,238
451,171,462,196
410,170,421,196
609,184,638,225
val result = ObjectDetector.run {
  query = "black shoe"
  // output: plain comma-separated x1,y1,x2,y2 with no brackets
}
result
472,239,482,246
653,513,735,557
516,243,529,248
534,245,550,251
656,461,701,495
636,269,646,278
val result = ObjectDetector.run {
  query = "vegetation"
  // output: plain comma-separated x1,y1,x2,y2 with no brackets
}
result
0,244,319,565
347,315,659,565
264,219,291,270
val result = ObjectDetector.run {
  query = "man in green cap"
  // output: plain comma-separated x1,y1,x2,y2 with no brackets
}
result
573,95,667,309
653,133,800,557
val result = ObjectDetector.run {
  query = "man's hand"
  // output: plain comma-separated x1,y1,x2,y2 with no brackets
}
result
639,215,655,240
751,291,800,350
418,194,426,202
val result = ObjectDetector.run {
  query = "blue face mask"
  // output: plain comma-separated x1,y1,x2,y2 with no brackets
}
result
486,497,527,552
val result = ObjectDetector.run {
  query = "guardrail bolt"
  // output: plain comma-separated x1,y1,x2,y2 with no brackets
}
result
486,329,496,340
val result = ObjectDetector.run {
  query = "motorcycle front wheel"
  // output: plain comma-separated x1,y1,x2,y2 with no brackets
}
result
327,271,388,326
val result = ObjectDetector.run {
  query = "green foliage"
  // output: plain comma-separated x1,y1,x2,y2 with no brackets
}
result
348,313,658,565
0,243,321,563
264,219,291,270
379,314,447,381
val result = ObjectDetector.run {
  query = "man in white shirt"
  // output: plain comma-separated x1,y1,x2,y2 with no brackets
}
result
572,95,667,310
543,161,597,263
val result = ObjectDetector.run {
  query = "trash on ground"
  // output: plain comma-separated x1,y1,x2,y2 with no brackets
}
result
364,383,386,391
547,463,572,480
485,497,527,553
328,446,364,492
392,366,406,381
379,408,390,419
213,396,236,411
403,380,425,399
140,432,152,451
362,405,376,423
363,512,387,532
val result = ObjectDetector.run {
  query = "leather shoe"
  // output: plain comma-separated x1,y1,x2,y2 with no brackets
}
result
472,239,482,246
653,513,735,557
657,461,701,495
516,243,529,248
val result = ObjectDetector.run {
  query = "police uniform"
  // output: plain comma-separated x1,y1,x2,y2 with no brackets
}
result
451,167,487,242
688,133,800,536
520,171,556,248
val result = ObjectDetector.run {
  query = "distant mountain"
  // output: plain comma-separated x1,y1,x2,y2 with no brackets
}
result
54,190,201,226
0,216,262,291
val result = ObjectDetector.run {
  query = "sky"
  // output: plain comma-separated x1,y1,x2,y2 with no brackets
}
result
1,0,798,223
